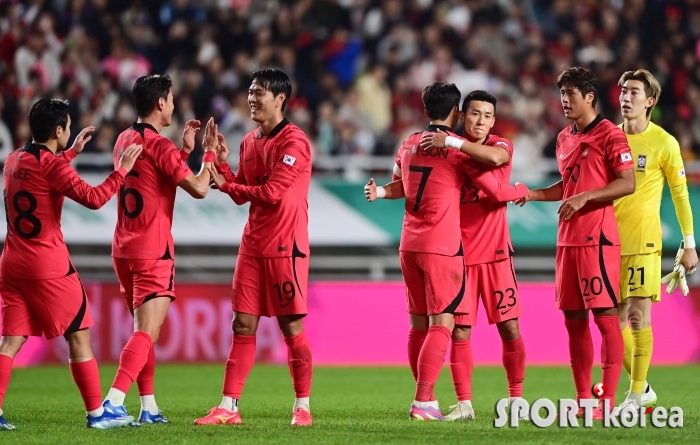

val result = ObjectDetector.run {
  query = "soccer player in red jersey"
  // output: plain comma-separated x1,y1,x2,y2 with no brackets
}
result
0,99,142,429
195,69,313,427
365,82,528,421
102,74,218,423
419,90,527,420
515,67,636,418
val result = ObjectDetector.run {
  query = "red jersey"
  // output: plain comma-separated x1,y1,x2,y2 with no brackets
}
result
459,134,515,265
556,115,633,246
1,143,126,279
397,125,468,255
217,119,311,258
111,123,192,259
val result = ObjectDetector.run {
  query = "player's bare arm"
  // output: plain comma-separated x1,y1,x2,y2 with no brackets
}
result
364,178,404,202
514,180,564,206
69,126,95,155
558,169,635,221
178,117,218,198
420,129,509,166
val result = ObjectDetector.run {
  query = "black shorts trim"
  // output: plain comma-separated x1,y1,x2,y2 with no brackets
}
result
64,281,87,336
598,231,618,308
508,244,518,290
292,241,306,300
442,260,466,314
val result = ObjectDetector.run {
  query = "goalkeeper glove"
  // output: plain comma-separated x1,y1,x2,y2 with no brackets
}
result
661,241,690,296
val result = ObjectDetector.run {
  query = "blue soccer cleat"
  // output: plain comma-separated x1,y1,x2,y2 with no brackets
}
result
138,410,169,424
86,410,133,429
0,414,16,430
102,400,129,417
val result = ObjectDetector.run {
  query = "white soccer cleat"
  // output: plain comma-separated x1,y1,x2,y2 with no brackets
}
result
444,401,475,421
612,398,642,421
640,385,657,407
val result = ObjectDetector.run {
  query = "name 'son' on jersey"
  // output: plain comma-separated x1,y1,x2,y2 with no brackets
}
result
494,398,683,428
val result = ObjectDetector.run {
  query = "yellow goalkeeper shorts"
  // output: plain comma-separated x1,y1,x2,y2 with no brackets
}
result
619,252,661,303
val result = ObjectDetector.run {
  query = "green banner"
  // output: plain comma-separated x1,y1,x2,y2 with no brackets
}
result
319,178,700,249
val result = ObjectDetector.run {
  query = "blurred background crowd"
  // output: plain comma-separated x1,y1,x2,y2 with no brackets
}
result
1,0,699,182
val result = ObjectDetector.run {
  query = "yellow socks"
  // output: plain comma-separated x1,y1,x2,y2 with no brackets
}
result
630,327,653,394
621,325,633,377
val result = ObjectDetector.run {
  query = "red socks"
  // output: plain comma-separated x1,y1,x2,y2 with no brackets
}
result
112,330,153,393
449,339,473,401
69,358,102,412
0,354,13,408
564,318,594,401
283,331,313,398
408,329,427,382
415,325,452,402
594,315,623,406
222,335,257,399
137,346,156,396
502,337,526,398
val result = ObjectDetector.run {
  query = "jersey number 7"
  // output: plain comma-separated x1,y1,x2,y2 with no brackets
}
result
408,165,433,212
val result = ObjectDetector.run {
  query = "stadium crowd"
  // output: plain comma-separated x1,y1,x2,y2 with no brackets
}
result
0,0,698,181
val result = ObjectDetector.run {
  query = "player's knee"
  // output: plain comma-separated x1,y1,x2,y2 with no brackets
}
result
278,315,304,337
452,326,471,341
0,336,28,357
232,315,258,336
496,320,520,340
627,308,649,330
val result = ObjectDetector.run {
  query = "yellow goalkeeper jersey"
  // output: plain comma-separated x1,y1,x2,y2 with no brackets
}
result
614,122,689,255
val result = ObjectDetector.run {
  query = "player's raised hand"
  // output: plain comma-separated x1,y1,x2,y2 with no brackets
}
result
118,144,143,172
364,178,377,202
202,118,219,152
70,126,95,154
216,133,230,165
208,165,226,189
558,191,589,220
182,119,201,153
420,129,448,151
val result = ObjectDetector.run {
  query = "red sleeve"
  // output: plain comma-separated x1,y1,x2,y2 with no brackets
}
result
59,148,78,162
216,142,246,185
222,134,310,205
605,126,634,172
152,138,192,186
45,157,127,210
490,136,514,160
179,148,190,161
462,159,528,202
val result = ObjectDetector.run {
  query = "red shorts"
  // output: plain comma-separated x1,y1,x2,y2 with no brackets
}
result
400,251,466,316
232,253,309,317
0,271,93,340
112,258,176,312
455,258,520,326
555,245,620,311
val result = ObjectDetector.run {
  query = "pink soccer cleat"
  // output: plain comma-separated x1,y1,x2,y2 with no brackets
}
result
291,408,313,426
409,404,446,421
193,407,242,425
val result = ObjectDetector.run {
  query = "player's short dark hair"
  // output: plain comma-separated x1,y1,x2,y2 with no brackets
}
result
422,81,461,121
250,68,292,111
557,67,599,108
132,74,173,117
28,98,69,142
462,90,497,114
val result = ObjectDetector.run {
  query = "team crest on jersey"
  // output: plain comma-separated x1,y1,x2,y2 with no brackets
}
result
581,148,589,159
637,154,647,171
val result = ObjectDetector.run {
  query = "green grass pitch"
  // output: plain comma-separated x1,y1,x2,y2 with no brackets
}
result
1,364,699,444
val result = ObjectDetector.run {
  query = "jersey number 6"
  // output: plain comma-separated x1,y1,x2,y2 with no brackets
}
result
120,170,144,219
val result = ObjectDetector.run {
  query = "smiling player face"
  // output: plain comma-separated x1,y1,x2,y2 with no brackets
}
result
248,80,283,123
619,79,654,121
560,85,593,121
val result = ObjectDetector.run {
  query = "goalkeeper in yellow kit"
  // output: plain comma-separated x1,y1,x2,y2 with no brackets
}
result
614,69,698,413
